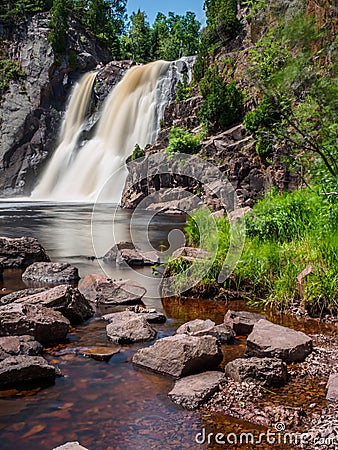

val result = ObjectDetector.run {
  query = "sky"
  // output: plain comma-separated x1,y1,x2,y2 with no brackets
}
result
126,0,206,26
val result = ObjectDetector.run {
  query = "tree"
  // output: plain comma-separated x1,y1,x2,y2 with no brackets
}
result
48,0,72,53
124,10,152,63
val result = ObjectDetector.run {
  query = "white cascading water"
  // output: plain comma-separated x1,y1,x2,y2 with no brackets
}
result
31,60,173,203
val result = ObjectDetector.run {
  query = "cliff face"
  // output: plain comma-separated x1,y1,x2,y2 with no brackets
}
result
0,13,112,196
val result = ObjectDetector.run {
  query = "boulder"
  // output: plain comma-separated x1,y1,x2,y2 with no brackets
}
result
0,303,70,343
224,357,288,387
326,374,338,402
53,443,89,450
0,288,47,306
79,345,121,361
171,247,212,263
103,241,159,266
168,371,225,410
9,285,94,325
0,356,58,389
224,310,266,335
0,237,50,268
22,262,79,283
103,305,166,324
132,334,223,378
0,335,43,361
194,324,236,344
176,319,216,335
79,274,146,305
245,319,313,362
106,311,156,344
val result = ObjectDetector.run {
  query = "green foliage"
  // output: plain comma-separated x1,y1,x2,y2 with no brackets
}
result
175,73,191,102
0,0,52,23
164,127,202,155
0,58,26,99
130,144,145,161
48,0,72,53
198,66,243,132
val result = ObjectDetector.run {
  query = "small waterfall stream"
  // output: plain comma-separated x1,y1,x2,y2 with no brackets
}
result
32,60,175,203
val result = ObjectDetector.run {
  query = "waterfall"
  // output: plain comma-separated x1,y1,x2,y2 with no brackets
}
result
31,60,173,203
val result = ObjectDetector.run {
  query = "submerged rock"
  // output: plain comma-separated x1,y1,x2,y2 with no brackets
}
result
168,371,225,410
103,241,159,266
0,355,58,390
132,334,222,378
0,335,43,361
106,311,156,344
8,284,94,325
245,319,313,362
22,262,80,283
326,374,338,402
79,345,121,361
224,357,288,387
79,274,146,305
0,303,70,343
224,310,266,335
0,237,50,268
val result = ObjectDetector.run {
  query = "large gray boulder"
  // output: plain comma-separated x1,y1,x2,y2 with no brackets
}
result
176,319,235,344
103,241,159,266
22,262,79,283
7,285,93,325
132,334,223,378
326,374,338,402
103,305,166,324
225,357,288,387
79,274,146,305
245,319,313,362
106,311,156,344
168,371,226,410
0,303,70,343
0,237,50,268
176,319,215,335
0,335,43,361
0,356,58,389
224,310,266,335
53,443,89,450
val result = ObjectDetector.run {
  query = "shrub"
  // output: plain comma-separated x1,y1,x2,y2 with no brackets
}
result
0,59,26,99
130,144,145,161
165,127,202,155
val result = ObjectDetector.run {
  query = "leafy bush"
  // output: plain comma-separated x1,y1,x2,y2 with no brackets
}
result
165,127,202,155
175,73,191,102
0,59,26,99
130,144,145,161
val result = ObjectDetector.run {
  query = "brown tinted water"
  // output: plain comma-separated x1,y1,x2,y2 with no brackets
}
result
0,202,335,450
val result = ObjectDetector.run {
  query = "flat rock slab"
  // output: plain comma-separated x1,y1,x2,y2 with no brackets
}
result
225,357,288,387
224,310,266,335
106,311,156,344
245,319,313,362
9,284,94,325
22,262,80,283
168,371,226,410
103,241,159,266
0,288,47,306
0,335,43,361
0,236,50,268
326,374,338,402
79,274,146,305
0,356,57,390
53,443,89,450
103,306,166,324
79,346,121,361
176,319,216,335
194,324,236,344
0,303,70,344
132,334,222,378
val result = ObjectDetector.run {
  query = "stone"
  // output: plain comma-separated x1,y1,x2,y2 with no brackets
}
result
53,442,89,450
9,285,94,325
0,356,58,389
224,310,266,335
194,324,236,344
79,274,146,305
227,206,252,222
79,345,121,361
168,371,226,410
176,319,216,335
326,374,338,402
103,241,159,266
103,305,166,324
224,357,288,387
0,237,50,268
0,288,47,306
132,334,223,378
0,335,43,361
22,262,79,283
0,303,70,343
245,319,313,362
106,311,156,344
171,247,212,263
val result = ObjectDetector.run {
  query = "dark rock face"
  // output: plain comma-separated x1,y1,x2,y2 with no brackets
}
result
224,357,288,387
224,310,266,336
0,355,58,389
106,311,157,344
22,262,80,283
168,371,226,410
0,288,47,305
0,335,43,361
0,236,50,268
7,284,94,325
132,334,223,378
0,303,70,343
103,241,159,266
326,374,338,402
245,319,313,362
79,274,146,305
